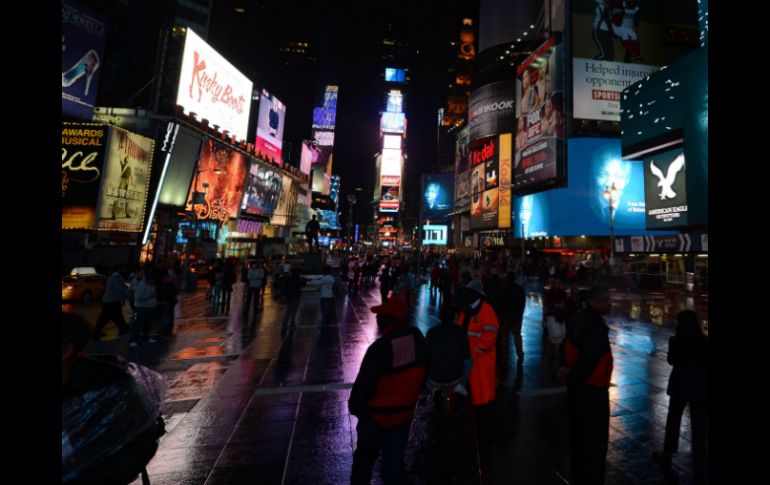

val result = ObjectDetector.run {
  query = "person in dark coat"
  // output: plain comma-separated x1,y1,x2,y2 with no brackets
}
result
349,296,428,485
558,286,614,485
220,263,236,312
495,271,527,370
653,310,708,484
281,267,306,328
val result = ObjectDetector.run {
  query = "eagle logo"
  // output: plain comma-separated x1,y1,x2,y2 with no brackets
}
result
649,154,685,200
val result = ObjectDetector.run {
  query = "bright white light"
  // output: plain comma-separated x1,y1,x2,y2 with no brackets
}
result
383,134,401,150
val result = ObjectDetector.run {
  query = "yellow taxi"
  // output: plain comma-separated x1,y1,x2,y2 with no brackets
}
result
62,267,106,302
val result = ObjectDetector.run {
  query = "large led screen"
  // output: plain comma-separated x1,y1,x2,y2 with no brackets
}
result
385,68,406,83
513,138,675,237
381,112,406,134
176,29,252,140
255,89,286,166
644,146,688,229
422,172,454,221
186,139,249,223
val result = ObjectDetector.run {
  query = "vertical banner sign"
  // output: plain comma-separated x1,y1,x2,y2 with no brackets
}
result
62,0,107,120
514,39,564,190
96,127,155,232
255,89,287,166
62,123,108,229
644,147,688,229
498,133,512,228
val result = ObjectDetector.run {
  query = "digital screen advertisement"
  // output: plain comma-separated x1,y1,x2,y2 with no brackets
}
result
469,134,509,230
571,0,664,122
240,160,282,219
96,127,155,232
300,141,319,176
515,38,564,191
62,123,109,229
644,147,688,229
422,172,454,222
380,175,400,212
381,112,406,134
186,139,249,223
255,89,287,166
386,90,403,113
62,0,107,120
176,29,253,141
513,138,675,237
422,225,448,245
385,68,406,83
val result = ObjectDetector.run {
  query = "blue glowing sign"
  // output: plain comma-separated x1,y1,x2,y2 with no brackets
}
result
385,68,406,83
513,138,675,237
381,112,406,134
422,172,454,222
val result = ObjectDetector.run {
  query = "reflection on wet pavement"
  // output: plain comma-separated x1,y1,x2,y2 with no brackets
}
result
61,277,706,485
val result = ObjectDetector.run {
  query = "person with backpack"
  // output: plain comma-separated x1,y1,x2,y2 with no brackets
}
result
243,262,266,316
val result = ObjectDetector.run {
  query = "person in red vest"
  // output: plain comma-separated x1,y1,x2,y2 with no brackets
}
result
349,295,428,485
558,286,614,485
457,279,499,482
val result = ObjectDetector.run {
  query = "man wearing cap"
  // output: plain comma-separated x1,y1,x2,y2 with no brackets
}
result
457,279,499,482
349,296,428,485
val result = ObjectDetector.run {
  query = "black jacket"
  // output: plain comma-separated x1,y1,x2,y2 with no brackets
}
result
494,281,526,323
565,306,613,388
349,325,428,427
426,323,470,384
666,335,708,403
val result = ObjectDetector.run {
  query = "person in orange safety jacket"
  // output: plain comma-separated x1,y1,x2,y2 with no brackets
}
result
349,295,428,485
456,279,499,483
457,280,499,406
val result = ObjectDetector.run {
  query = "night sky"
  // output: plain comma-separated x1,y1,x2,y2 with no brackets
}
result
209,0,478,230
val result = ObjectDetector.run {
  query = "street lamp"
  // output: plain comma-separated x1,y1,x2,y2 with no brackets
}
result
604,182,618,270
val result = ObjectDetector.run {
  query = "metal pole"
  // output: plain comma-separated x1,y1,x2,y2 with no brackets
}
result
609,193,615,269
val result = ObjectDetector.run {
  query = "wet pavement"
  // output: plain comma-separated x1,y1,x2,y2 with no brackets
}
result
65,278,706,484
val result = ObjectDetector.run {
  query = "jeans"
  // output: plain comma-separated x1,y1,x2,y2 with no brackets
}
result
320,297,334,325
282,298,300,326
244,286,262,314
351,414,411,485
130,307,155,343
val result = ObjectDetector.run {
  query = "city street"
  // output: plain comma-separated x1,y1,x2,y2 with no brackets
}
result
68,278,704,485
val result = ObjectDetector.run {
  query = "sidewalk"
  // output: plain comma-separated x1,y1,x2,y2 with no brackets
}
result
69,278,698,484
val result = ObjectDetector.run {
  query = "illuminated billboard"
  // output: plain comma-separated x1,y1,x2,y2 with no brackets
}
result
383,135,401,150
386,90,403,113
62,123,108,229
379,175,400,212
240,160,282,219
385,68,406,83
96,127,155,232
422,172,454,221
186,139,250,223
313,129,335,147
423,225,448,245
571,0,665,122
381,148,402,176
255,89,286,166
176,29,252,140
270,175,294,226
300,141,318,176
513,138,675,237
381,112,406,134
62,0,107,120
644,147,689,229
515,38,565,191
